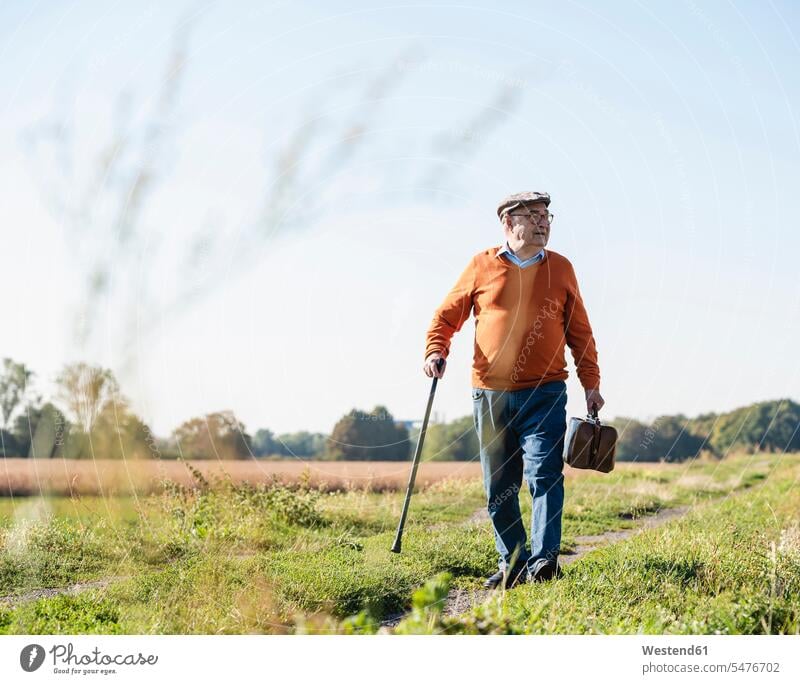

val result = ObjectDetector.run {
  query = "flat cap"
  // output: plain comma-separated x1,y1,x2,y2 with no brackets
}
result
497,191,551,217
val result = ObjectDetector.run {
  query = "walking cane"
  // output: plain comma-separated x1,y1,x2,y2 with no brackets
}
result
391,357,445,553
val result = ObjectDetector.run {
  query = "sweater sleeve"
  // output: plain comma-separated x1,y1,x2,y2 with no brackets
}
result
564,262,601,391
424,256,476,361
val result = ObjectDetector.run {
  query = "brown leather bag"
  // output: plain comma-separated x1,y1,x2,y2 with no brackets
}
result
563,407,617,473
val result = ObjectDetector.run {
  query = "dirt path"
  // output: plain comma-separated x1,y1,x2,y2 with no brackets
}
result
0,576,132,609
380,503,692,628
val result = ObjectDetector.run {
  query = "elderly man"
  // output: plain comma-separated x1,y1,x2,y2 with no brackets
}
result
423,191,604,589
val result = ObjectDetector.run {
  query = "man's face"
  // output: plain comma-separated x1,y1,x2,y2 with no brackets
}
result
503,201,552,249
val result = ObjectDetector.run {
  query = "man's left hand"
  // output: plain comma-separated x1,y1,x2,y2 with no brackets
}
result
586,388,604,415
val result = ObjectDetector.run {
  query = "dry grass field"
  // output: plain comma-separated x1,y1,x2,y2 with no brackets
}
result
0,456,625,496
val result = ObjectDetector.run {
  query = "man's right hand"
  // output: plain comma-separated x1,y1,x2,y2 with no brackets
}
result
423,353,446,378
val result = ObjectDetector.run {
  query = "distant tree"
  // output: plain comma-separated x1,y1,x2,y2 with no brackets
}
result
0,429,20,457
12,402,70,459
276,431,327,458
609,418,655,462
612,415,707,462
709,399,800,454
62,399,155,460
648,415,707,462
420,415,479,461
686,411,718,446
49,362,157,459
252,429,327,457
155,437,179,460
55,362,120,433
253,428,279,456
171,411,252,460
326,405,409,460
766,400,800,452
0,358,34,456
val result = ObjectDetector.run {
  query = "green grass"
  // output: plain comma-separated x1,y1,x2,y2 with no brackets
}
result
396,458,800,634
0,452,796,634
0,494,145,528
558,455,775,547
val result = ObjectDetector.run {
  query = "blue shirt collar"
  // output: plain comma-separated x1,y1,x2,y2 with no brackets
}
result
496,243,546,267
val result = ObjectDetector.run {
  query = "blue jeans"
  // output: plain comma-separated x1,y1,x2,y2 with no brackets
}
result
471,381,567,573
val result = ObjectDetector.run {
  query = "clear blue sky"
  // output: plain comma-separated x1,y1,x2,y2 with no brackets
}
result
2,0,799,438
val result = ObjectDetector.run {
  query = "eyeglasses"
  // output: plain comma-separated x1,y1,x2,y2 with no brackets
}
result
507,212,554,224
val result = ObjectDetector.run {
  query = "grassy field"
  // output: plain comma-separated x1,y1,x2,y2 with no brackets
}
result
0,452,798,634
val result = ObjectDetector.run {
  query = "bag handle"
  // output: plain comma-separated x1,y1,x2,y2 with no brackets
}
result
587,403,601,458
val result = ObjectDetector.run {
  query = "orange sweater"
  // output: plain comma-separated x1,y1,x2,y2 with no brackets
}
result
424,247,601,392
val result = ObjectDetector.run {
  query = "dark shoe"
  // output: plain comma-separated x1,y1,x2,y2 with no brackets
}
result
483,564,528,590
528,558,563,582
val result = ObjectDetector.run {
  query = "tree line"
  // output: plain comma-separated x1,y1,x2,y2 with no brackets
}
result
2,357,797,461
609,398,800,461
0,357,408,461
